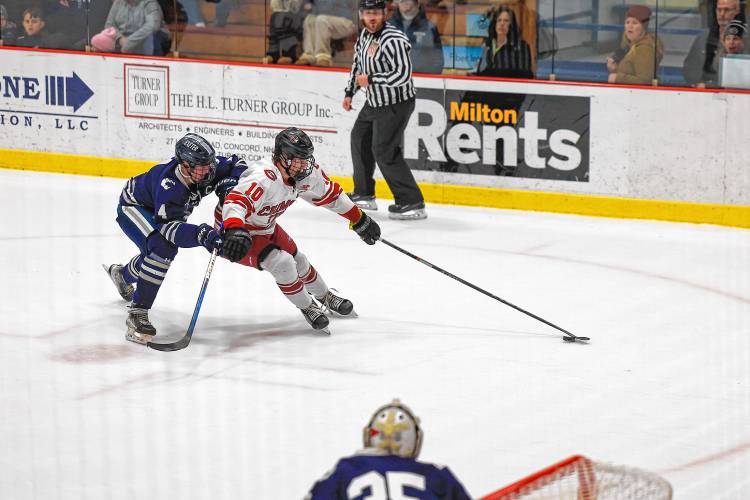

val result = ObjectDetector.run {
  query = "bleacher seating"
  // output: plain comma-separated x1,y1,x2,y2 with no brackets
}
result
164,0,695,85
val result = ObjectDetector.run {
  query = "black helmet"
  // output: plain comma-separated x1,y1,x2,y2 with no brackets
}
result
359,0,386,9
175,133,217,185
273,127,315,182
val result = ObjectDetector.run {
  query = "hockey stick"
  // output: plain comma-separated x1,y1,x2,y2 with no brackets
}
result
379,238,589,343
147,248,219,352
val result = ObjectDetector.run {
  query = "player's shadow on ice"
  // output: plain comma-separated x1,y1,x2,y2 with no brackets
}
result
154,317,316,353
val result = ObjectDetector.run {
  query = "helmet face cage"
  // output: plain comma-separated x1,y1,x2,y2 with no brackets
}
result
175,133,217,186
279,152,315,182
273,127,315,182
362,399,423,459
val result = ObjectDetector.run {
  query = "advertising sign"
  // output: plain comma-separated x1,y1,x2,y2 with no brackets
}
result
404,88,590,181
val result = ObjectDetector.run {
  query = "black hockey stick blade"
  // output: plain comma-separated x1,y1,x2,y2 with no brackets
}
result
380,238,589,343
563,335,590,343
147,249,218,352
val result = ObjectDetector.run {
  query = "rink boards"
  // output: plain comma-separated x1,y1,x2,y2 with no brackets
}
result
0,47,748,227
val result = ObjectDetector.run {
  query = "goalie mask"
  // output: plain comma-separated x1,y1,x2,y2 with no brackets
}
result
363,399,423,459
175,133,217,186
273,127,315,182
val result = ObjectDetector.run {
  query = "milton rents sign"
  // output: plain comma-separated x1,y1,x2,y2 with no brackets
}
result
404,88,590,181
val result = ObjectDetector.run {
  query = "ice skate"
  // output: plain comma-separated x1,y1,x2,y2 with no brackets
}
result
301,301,331,334
319,289,357,318
126,307,156,345
103,263,135,301
388,202,427,220
347,193,378,211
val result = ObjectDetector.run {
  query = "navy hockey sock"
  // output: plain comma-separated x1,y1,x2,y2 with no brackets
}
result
122,255,143,284
132,253,171,309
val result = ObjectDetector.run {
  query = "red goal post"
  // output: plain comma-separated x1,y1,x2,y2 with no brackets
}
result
481,455,673,500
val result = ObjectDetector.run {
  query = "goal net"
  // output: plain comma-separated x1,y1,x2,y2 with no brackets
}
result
481,455,673,500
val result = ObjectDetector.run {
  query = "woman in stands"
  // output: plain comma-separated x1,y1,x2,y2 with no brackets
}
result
474,5,533,79
606,5,663,85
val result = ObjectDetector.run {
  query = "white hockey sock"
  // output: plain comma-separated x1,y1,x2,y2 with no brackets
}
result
263,249,313,309
294,252,328,299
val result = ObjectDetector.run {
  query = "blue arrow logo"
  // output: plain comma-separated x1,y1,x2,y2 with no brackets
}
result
45,72,94,112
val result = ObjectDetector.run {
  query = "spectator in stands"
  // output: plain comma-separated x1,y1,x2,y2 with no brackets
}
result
93,0,171,55
1,4,19,45
45,0,112,50
14,7,65,48
388,0,443,74
306,399,472,499
684,0,742,86
473,5,533,79
295,0,356,67
700,19,747,87
606,5,663,85
264,0,304,64
179,0,234,28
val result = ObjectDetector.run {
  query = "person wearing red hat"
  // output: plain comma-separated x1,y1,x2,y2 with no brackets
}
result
606,5,663,85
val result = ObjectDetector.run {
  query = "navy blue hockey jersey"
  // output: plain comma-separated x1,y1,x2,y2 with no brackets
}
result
119,155,246,247
306,450,471,500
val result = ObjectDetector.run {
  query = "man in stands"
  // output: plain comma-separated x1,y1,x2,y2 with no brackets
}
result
306,399,472,499
683,0,742,85
389,0,443,75
295,0,357,66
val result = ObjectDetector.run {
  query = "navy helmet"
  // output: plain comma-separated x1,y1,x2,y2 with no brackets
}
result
175,133,216,185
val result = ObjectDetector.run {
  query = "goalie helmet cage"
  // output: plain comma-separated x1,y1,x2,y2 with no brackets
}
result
480,455,673,500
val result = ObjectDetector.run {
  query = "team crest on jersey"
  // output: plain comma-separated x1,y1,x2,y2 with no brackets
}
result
161,178,175,190
367,41,379,57
265,169,277,181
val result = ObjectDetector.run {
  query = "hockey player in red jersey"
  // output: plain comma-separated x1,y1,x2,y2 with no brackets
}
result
218,127,381,333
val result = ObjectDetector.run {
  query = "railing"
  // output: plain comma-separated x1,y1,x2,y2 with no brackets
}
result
1,0,748,89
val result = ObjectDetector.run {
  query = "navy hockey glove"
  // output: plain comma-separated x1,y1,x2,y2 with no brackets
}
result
215,176,239,205
222,228,253,262
196,224,224,253
350,211,380,245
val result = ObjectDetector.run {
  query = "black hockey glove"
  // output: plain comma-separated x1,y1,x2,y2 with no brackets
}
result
350,211,380,245
196,223,224,253
222,228,253,262
215,176,239,205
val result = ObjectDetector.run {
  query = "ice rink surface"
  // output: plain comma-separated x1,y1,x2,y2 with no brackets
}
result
0,169,748,499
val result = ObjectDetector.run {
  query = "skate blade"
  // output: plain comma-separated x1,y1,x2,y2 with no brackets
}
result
354,201,378,211
331,309,358,318
126,329,154,346
388,210,427,221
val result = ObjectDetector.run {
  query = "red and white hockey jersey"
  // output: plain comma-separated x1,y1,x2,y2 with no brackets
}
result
221,161,361,234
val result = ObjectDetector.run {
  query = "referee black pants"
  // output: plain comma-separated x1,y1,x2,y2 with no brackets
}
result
350,97,424,206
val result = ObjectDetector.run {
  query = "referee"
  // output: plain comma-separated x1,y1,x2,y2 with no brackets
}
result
342,0,426,220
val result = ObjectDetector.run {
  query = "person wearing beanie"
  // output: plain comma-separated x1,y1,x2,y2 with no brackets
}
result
606,5,663,85
388,0,444,74
683,0,742,86
700,19,747,87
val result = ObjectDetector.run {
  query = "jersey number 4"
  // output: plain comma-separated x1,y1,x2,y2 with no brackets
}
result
347,471,426,499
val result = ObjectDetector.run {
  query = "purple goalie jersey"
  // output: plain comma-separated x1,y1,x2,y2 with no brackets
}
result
306,451,471,500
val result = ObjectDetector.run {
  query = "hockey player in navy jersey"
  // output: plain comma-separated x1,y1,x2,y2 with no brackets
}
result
306,399,472,499
104,133,248,345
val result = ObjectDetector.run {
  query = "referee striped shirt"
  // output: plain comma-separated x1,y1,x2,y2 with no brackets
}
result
345,24,416,108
